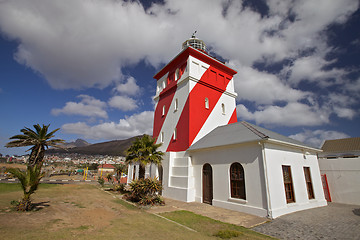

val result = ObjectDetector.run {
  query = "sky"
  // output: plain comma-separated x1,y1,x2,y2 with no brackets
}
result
0,0,359,156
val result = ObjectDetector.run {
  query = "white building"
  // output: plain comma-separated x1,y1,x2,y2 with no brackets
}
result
128,35,327,218
318,137,360,205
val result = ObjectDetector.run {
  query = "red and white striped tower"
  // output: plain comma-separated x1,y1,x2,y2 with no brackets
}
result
153,34,238,152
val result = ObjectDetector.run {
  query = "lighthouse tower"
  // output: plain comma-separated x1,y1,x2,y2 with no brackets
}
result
148,34,238,201
153,34,238,152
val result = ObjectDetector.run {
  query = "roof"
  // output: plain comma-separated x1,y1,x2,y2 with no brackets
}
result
188,121,319,151
98,164,115,169
321,137,360,152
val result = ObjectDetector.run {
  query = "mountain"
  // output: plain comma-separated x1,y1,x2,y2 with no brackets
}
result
61,139,90,148
47,136,141,156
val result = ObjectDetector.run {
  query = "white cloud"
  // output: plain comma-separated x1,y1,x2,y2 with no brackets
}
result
51,95,108,118
0,0,358,128
234,65,308,104
108,95,138,111
62,111,153,139
283,55,348,87
114,77,141,96
237,102,330,127
289,129,350,148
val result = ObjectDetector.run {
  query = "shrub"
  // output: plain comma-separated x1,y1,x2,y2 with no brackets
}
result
128,178,164,205
113,183,128,193
97,177,105,187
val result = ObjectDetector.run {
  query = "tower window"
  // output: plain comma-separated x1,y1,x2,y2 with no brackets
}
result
175,68,180,81
205,98,209,109
162,80,166,89
174,98,178,112
160,132,164,143
173,128,177,141
221,103,225,115
162,105,165,116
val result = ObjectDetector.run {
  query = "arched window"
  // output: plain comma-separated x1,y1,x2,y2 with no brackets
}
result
221,103,225,115
205,98,209,109
230,163,246,199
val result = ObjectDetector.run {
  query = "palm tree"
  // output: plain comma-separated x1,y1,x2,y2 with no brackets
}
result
114,163,127,183
5,124,64,211
125,135,163,179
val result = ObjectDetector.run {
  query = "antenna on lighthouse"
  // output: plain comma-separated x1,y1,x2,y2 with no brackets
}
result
182,31,207,52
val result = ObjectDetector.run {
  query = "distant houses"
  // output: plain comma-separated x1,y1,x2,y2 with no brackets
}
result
98,164,115,173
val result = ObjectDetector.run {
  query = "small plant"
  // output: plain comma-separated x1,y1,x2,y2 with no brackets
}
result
113,183,127,193
97,177,105,187
213,229,241,239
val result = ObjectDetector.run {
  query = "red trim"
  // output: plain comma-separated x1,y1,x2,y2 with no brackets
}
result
154,47,237,80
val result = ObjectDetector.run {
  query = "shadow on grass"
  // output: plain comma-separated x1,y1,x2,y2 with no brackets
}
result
32,201,50,211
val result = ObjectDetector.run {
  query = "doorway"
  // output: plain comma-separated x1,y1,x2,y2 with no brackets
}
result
203,163,213,205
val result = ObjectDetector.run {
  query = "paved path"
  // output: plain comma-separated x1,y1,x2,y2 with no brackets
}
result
146,198,268,228
252,203,360,240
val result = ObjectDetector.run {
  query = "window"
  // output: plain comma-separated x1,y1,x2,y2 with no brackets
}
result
162,80,166,89
162,105,165,116
205,98,209,109
160,132,164,143
230,163,246,199
304,167,314,199
282,165,295,203
175,68,180,80
221,103,225,115
173,128,177,141
174,98,178,112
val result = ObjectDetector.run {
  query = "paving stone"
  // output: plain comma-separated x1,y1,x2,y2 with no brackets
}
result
252,203,360,240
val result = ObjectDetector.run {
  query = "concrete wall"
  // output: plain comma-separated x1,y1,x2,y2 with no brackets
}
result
319,156,360,205
263,143,327,218
189,143,268,217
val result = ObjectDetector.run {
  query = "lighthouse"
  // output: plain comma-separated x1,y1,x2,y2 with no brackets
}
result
153,34,238,152
148,34,238,202
128,34,327,217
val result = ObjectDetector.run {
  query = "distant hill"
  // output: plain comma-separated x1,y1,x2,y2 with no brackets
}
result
61,139,90,148
47,136,142,156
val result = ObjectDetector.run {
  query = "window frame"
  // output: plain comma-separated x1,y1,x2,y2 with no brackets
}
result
282,165,295,203
230,162,246,200
304,167,315,199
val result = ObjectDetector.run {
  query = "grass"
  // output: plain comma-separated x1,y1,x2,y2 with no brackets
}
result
0,183,58,194
113,198,138,210
0,183,275,240
160,210,275,239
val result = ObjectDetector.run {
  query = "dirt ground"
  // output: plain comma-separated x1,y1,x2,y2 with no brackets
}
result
0,184,213,240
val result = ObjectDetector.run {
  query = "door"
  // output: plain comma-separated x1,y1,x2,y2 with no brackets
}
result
203,163,213,205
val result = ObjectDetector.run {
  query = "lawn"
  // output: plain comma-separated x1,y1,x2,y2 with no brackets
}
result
0,183,274,239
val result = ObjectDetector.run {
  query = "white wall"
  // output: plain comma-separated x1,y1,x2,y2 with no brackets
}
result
319,156,360,205
263,143,327,218
190,143,269,217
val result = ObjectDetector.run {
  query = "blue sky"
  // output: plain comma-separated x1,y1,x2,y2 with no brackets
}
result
0,0,359,156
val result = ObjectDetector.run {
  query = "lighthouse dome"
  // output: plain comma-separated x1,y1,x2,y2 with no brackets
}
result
182,32,207,52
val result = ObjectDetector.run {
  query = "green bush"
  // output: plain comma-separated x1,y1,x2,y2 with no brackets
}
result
128,178,164,205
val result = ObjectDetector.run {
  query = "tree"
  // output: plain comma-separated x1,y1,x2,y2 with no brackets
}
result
125,135,163,179
5,124,64,211
114,163,127,182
